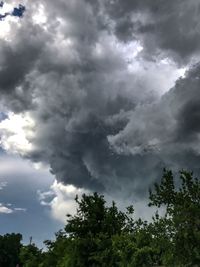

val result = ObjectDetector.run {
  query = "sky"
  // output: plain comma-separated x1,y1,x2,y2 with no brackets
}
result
1,0,200,247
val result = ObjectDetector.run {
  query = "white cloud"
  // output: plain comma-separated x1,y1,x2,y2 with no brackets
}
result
0,203,27,214
0,2,23,40
38,181,90,223
0,112,35,155
38,179,161,225
0,203,13,214
32,4,47,25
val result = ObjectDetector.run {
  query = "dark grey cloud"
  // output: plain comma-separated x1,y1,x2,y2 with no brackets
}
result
0,16,51,111
0,34,39,91
103,0,200,63
1,0,200,201
109,63,200,179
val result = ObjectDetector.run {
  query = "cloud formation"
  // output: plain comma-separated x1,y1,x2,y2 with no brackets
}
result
38,181,90,223
0,2,25,20
0,0,200,201
103,0,200,64
0,204,26,214
0,204,13,214
109,64,200,172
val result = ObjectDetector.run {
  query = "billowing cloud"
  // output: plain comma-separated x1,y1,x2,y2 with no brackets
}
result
0,0,200,203
0,112,35,155
38,181,90,223
108,63,200,173
103,0,200,64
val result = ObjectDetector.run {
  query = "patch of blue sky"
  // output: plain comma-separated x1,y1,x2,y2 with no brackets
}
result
0,2,25,20
0,112,8,122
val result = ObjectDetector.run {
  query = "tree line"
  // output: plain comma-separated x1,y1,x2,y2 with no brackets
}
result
1,169,200,267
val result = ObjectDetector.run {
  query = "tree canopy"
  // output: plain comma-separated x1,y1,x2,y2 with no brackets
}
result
0,169,200,267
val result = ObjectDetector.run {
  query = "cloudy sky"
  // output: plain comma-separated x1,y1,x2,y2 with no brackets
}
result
1,0,200,246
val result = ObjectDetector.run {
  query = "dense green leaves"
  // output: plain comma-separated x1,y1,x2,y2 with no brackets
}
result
0,169,200,266
0,233,22,267
149,169,200,266
63,193,135,267
19,243,42,267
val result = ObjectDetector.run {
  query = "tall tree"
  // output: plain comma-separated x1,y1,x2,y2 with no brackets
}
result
19,243,43,267
63,192,135,267
149,169,200,266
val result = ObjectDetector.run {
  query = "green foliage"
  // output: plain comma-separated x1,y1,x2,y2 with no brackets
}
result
40,231,71,267
149,169,200,266
1,169,200,267
63,192,134,267
19,243,43,267
0,233,22,267
65,193,129,238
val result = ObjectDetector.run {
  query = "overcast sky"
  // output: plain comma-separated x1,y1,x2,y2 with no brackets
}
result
1,0,200,246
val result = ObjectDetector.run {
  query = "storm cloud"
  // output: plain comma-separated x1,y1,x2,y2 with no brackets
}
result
1,0,200,200
103,0,200,64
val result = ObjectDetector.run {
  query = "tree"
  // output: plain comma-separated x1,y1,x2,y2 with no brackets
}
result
64,192,135,267
149,169,200,266
19,243,43,267
112,219,160,267
40,231,72,267
0,233,22,267
2,169,199,267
